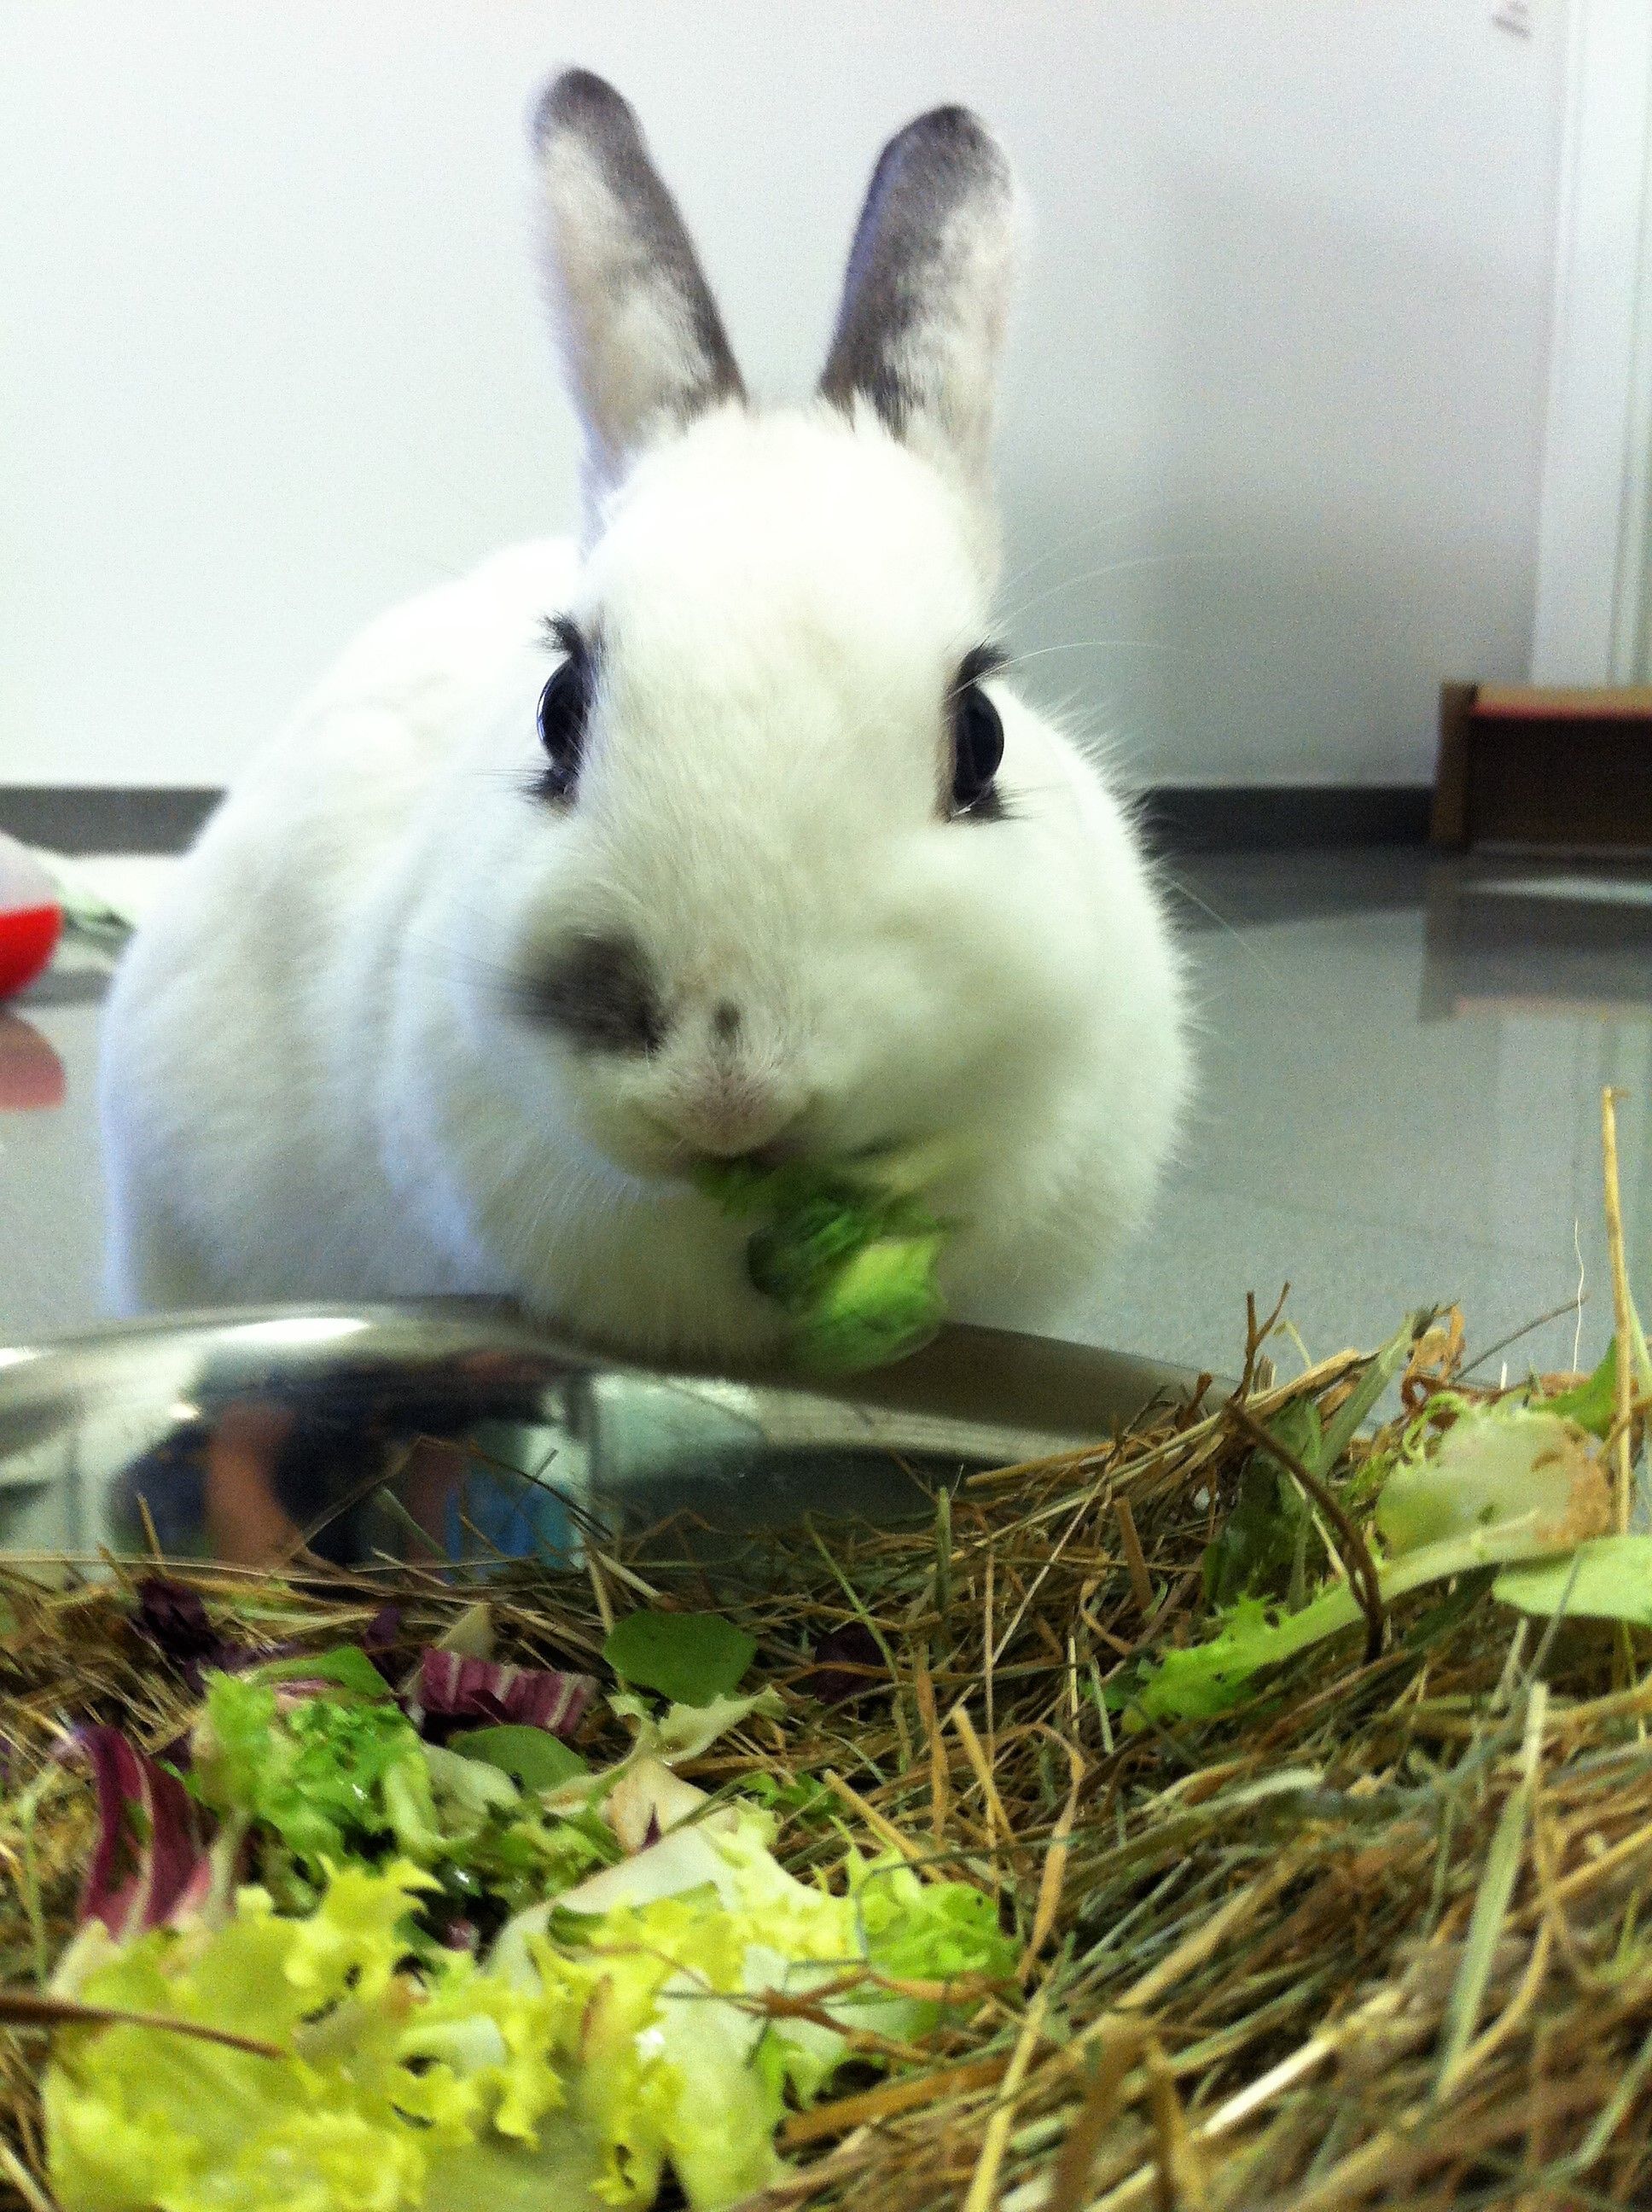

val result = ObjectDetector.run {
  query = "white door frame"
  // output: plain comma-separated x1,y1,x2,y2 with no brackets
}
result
1531,0,1652,684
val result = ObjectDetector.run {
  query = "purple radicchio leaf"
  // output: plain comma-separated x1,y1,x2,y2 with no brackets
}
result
360,1604,404,1681
131,1576,300,1693
132,1577,257,1693
800,1621,887,1706
64,1726,206,1940
410,1650,595,1742
133,1578,218,1665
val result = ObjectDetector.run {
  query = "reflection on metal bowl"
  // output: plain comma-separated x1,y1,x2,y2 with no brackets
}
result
0,1301,1213,1570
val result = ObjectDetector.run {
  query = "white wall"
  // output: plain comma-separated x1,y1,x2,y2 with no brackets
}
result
0,2,1567,792
1530,0,1652,684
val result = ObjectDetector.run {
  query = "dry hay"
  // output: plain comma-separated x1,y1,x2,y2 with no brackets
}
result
1,1273,1649,2212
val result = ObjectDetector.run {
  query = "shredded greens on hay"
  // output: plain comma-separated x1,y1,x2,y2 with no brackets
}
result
44,1837,1009,2212
15,1098,1652,2212
694,1152,949,1371
38,1614,1011,2212
1127,1320,1645,1727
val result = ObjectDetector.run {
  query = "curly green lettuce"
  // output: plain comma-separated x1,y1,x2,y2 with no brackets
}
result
44,1862,591,2212
191,1672,442,1876
1132,1400,1614,1726
492,1809,1011,2209
48,1796,1012,2212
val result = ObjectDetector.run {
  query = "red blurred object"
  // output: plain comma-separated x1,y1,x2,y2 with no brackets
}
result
0,835,65,998
0,903,62,998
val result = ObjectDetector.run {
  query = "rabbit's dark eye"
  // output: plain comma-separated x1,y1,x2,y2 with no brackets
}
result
537,618,592,800
949,646,1007,818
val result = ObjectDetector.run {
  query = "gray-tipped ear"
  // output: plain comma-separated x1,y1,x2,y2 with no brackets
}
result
532,70,743,524
820,107,1015,487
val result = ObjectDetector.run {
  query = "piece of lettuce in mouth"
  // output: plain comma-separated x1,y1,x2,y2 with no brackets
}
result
693,1153,951,1371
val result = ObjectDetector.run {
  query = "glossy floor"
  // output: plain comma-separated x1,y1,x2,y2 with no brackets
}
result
3,847,1648,1380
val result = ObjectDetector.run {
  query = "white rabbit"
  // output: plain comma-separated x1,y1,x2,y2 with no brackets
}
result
99,70,1189,1363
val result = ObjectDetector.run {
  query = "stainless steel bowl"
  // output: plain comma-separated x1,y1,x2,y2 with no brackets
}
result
0,1302,1210,1569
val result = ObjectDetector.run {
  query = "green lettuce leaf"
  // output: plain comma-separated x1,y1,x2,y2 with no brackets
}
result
851,1855,1015,1988
490,1810,1003,2208
1201,1400,1321,1609
44,1862,583,2212
694,1155,949,1373
628,1688,786,1763
48,1779,1014,2212
450,1727,588,1794
251,1646,396,1699
422,2128,606,2212
191,1671,438,1877
1494,1534,1652,1627
1374,1405,1609,1559
1136,1382,1622,1727
489,1812,854,2207
602,1614,756,1708
1132,1483,1620,1726
1538,1340,1620,1438
1129,1593,1306,1724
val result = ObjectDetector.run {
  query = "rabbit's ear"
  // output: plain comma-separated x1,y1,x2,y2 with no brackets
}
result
532,71,743,523
820,108,1016,491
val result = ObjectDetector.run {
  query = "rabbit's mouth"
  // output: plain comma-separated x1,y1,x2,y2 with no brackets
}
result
581,1112,806,1190
657,1132,809,1184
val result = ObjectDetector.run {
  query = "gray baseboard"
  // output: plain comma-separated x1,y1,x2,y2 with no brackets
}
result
1139,785,1432,853
0,783,1435,857
0,787,222,853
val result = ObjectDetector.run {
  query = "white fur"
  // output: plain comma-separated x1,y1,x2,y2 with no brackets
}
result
99,84,1190,1362
100,407,1187,1356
